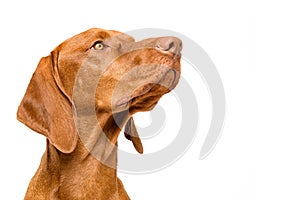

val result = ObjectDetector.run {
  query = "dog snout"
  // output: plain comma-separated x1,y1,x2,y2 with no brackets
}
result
156,37,182,55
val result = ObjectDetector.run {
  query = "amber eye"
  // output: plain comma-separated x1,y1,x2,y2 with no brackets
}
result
92,41,104,50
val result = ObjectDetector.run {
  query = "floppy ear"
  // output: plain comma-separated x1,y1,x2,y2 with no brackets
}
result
124,117,143,154
17,53,78,153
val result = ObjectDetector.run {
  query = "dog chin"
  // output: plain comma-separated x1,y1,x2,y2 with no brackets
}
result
112,69,179,114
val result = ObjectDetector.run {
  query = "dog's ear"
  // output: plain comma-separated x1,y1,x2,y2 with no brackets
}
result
124,117,143,154
17,52,78,153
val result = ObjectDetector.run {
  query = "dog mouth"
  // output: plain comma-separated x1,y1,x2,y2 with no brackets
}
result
116,69,178,108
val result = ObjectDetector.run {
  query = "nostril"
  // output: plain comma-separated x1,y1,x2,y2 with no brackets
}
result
168,42,174,51
156,37,182,55
157,40,173,51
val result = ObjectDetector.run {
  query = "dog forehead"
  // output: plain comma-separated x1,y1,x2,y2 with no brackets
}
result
56,28,134,52
108,30,135,42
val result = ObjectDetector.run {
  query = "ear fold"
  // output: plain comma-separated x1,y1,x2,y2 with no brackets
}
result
17,54,78,153
124,117,143,154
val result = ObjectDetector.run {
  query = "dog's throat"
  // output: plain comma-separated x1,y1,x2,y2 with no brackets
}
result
74,111,129,168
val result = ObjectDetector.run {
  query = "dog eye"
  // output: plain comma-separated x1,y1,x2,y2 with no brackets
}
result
92,41,105,50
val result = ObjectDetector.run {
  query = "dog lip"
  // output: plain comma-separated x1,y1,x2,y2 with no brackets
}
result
160,69,178,90
116,98,130,108
116,84,154,108
115,69,178,108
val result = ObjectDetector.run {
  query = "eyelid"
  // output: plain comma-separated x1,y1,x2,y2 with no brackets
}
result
91,41,108,49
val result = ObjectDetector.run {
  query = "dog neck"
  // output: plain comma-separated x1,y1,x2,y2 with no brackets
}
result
40,111,130,199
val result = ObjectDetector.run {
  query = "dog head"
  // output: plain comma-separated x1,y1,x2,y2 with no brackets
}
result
17,28,182,154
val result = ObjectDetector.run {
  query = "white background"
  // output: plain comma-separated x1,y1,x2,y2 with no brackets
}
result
1,0,300,199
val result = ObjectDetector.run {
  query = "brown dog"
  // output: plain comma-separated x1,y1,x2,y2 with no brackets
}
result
17,28,181,199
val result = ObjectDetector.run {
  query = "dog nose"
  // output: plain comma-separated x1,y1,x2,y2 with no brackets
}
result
156,37,182,55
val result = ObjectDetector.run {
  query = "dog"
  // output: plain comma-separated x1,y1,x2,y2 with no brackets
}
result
17,28,181,199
